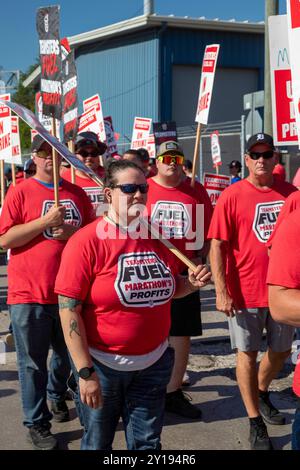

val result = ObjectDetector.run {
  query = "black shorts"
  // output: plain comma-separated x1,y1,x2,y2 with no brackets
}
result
169,290,202,337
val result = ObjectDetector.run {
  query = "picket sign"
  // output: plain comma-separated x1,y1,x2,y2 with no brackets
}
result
192,45,220,187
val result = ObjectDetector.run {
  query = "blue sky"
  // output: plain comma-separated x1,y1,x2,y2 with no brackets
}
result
0,0,286,74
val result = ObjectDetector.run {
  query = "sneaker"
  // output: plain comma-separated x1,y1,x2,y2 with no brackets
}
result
182,372,191,387
165,389,202,419
27,424,58,450
5,333,14,348
50,400,70,423
249,417,273,450
259,391,286,425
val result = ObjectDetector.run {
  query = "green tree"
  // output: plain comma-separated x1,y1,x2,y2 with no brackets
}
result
12,63,38,153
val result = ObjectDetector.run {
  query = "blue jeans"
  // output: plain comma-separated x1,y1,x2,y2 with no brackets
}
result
292,399,300,450
10,303,71,428
73,346,174,450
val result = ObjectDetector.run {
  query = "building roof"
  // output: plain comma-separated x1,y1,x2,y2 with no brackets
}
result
23,13,265,88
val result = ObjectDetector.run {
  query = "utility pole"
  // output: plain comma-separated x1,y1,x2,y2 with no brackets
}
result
264,0,279,134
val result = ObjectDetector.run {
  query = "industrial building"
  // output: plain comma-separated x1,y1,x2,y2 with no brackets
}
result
24,2,266,175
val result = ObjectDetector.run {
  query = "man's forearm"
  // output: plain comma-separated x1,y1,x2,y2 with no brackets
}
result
209,239,228,294
0,218,48,249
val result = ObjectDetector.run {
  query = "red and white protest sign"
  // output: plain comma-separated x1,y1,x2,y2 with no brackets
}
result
104,116,118,156
83,94,106,143
36,6,62,119
195,45,220,125
210,131,221,167
0,94,12,160
203,172,230,207
287,1,300,147
5,116,22,165
269,14,297,145
61,37,78,143
35,92,60,138
131,117,152,149
78,107,100,136
146,134,156,159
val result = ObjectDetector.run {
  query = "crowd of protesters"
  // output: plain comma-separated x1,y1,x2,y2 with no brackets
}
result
0,131,300,451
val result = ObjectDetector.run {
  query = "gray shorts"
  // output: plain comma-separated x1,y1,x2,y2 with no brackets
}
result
228,308,295,352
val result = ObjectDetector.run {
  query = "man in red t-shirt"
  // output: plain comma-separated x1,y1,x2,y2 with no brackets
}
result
209,133,296,450
0,135,95,451
62,131,107,215
146,140,213,420
267,209,300,450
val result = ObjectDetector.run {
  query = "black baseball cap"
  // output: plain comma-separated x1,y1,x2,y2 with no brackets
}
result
228,160,241,170
246,133,275,153
31,135,47,153
75,131,107,155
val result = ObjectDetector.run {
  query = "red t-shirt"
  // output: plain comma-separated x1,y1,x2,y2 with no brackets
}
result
63,167,106,215
55,218,179,355
267,190,300,248
146,178,213,260
0,178,95,304
208,178,296,308
266,210,300,397
15,172,24,185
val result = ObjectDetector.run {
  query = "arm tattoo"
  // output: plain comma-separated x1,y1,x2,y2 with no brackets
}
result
59,295,83,311
69,318,81,338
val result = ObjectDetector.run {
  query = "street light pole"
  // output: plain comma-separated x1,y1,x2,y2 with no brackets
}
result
264,0,279,134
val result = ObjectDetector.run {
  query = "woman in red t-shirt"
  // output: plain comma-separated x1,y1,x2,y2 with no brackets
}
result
55,159,211,450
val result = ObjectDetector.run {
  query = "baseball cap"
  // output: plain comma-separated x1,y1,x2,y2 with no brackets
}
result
31,135,46,153
246,133,275,153
157,141,184,157
75,131,107,155
228,160,241,170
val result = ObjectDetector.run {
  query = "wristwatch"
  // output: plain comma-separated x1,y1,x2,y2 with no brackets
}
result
78,366,95,379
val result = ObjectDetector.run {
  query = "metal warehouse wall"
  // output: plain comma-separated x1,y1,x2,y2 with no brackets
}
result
160,27,265,122
172,65,258,125
75,30,159,142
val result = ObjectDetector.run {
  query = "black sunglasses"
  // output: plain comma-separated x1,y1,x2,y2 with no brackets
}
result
111,183,149,194
77,149,100,158
248,150,274,160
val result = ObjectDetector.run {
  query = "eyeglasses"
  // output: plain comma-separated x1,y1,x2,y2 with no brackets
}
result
77,149,100,158
248,150,274,160
157,155,184,165
111,183,149,194
36,149,52,159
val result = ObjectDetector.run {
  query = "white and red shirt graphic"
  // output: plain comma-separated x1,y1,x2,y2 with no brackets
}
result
252,201,285,243
151,201,191,239
146,178,212,259
42,199,82,239
115,252,175,308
